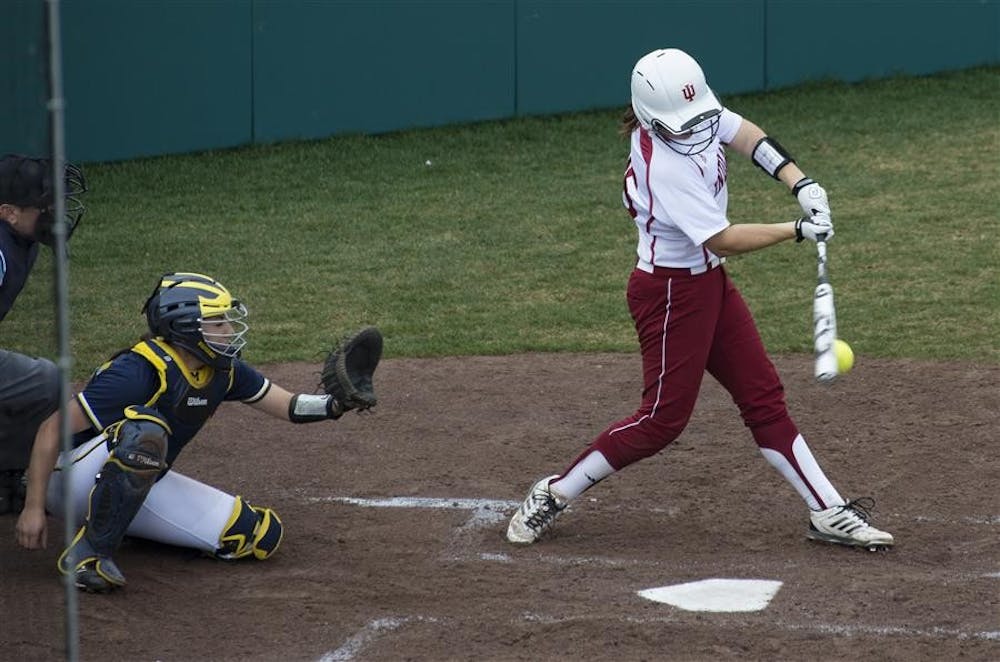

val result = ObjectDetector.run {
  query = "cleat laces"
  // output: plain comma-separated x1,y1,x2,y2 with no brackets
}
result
522,488,565,534
837,497,876,527
817,499,871,536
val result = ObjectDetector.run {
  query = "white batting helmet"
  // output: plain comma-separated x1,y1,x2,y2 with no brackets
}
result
630,49,723,155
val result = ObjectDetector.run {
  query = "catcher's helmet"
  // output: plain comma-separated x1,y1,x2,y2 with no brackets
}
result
630,49,723,156
0,154,87,245
142,272,248,368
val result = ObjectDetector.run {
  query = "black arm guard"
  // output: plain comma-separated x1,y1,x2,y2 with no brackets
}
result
751,136,795,179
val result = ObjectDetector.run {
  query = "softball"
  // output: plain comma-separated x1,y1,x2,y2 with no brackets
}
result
833,339,854,374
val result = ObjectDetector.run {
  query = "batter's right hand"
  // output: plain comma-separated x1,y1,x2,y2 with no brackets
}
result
793,177,831,218
16,507,48,550
795,214,834,243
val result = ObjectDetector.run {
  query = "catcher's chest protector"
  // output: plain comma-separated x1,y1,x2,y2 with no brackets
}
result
130,340,232,464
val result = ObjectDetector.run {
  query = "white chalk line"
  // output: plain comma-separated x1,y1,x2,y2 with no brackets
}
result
299,491,999,528
465,550,642,568
911,513,1000,525
522,611,1000,642
316,616,437,662
314,495,517,562
307,495,518,527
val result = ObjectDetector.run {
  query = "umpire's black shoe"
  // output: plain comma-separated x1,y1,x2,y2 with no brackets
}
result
0,470,26,516
0,479,10,515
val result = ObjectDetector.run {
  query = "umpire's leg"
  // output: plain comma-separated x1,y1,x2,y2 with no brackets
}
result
0,349,59,514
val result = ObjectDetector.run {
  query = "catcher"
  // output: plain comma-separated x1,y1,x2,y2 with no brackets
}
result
15,271,381,593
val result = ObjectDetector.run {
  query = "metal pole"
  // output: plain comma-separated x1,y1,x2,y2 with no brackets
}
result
44,0,80,660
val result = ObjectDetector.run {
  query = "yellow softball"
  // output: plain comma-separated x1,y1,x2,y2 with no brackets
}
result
834,339,854,373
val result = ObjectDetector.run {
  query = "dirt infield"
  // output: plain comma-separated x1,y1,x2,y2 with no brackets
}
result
2,353,998,661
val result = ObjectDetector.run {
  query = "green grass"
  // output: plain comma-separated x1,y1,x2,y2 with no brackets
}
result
7,67,998,376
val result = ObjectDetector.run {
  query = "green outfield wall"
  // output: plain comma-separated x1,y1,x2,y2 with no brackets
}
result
2,0,996,163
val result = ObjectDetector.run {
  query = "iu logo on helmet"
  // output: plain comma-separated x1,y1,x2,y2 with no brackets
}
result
682,83,696,102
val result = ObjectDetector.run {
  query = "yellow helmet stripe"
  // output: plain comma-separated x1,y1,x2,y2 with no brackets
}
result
158,273,234,315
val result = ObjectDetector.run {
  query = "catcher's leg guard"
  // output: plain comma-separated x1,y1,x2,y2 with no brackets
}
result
58,406,169,591
215,496,284,560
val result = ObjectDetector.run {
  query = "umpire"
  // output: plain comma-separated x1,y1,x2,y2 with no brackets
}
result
0,154,87,514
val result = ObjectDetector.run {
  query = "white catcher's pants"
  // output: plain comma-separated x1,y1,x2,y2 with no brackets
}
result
46,435,236,554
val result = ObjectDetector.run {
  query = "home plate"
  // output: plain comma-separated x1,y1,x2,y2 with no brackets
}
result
638,579,783,612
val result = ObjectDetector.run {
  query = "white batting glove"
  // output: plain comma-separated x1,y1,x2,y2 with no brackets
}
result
795,213,834,243
793,177,831,218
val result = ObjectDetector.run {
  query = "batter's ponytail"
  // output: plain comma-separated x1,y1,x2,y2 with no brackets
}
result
620,106,640,137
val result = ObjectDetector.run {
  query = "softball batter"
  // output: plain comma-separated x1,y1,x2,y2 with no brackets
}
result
507,48,893,550
16,272,370,592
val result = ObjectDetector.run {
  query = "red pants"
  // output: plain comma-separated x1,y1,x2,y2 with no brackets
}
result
588,266,799,469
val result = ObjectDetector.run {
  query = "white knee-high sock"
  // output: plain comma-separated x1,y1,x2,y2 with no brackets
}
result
759,434,844,511
550,450,616,501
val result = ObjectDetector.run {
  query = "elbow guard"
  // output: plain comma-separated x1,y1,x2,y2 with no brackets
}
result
288,393,336,423
751,136,795,179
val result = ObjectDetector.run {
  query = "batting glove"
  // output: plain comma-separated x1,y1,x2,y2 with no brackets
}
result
793,177,831,218
795,214,834,243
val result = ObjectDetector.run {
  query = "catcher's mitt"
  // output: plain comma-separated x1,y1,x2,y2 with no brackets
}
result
320,326,383,416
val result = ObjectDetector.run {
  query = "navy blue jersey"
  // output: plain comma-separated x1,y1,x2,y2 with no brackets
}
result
0,222,39,323
75,338,270,466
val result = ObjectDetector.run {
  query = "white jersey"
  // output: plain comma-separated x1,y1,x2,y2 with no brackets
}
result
623,108,743,271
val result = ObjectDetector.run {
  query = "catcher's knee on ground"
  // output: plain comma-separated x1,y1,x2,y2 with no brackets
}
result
214,496,283,560
58,406,169,589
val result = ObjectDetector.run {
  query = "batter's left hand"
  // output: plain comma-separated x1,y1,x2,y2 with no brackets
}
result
795,214,834,242
793,177,831,218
